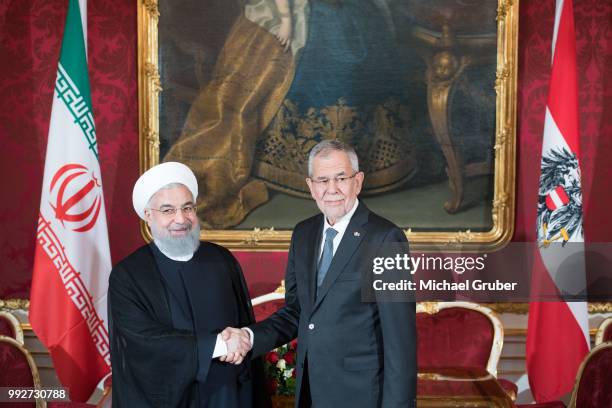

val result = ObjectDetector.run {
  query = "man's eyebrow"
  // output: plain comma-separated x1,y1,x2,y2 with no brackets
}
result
314,171,348,180
157,201,194,209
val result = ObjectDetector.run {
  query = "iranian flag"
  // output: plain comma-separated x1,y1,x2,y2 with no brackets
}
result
29,0,111,402
526,0,589,402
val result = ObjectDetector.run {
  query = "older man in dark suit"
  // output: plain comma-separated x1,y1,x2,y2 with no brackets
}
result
224,140,417,407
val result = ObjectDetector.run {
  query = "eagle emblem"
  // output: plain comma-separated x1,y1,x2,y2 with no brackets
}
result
537,147,583,245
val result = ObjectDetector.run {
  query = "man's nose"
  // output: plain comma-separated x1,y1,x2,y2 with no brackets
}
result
326,179,339,193
173,208,186,223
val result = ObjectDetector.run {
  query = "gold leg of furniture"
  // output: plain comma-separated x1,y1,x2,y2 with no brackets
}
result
426,50,469,213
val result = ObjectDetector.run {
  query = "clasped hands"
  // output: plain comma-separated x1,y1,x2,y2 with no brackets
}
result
219,327,252,365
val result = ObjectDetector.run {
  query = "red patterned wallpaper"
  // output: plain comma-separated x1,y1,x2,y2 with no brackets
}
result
515,0,612,242
0,0,610,299
0,0,140,298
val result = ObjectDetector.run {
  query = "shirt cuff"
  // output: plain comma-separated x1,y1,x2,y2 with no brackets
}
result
212,333,228,358
243,327,254,346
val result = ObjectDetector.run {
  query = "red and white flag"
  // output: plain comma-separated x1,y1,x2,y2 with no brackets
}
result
526,0,589,402
30,0,111,402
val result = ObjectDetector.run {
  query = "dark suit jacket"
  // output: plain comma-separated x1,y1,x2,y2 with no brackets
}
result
250,202,417,407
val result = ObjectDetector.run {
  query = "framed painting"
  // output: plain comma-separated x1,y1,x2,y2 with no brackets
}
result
138,0,518,250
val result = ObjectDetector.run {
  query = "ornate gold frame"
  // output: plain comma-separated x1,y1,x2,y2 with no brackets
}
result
138,0,518,250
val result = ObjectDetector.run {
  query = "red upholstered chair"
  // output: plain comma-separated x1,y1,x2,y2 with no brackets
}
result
0,335,96,408
516,402,566,408
0,335,43,407
0,311,24,344
567,342,612,408
595,317,612,345
417,301,503,374
97,375,112,407
251,281,286,322
67,374,112,408
416,301,518,401
516,343,612,408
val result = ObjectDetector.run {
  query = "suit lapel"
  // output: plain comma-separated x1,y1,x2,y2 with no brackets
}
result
312,203,369,312
307,216,324,307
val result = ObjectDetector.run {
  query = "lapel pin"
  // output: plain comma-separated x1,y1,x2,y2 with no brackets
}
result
354,231,360,237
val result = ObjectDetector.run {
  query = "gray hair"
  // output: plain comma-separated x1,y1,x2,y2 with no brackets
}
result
307,140,359,176
146,182,194,207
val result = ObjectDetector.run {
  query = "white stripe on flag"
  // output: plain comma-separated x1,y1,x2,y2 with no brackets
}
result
549,190,563,208
542,108,571,154
568,300,590,346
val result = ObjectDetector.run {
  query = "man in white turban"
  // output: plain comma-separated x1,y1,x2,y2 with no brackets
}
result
108,162,269,408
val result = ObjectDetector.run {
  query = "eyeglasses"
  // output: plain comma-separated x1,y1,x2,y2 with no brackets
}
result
148,205,197,217
309,172,359,188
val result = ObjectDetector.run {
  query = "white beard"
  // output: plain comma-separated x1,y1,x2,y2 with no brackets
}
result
151,220,200,259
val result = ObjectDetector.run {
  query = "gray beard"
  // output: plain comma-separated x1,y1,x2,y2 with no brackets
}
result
151,221,201,259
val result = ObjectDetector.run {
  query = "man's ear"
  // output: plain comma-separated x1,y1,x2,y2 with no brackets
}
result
354,171,365,195
306,177,316,200
143,209,152,226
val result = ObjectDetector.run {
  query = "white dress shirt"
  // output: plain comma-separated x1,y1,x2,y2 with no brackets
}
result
319,199,359,259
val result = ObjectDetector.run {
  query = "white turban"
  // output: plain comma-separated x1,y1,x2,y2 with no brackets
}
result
132,162,198,220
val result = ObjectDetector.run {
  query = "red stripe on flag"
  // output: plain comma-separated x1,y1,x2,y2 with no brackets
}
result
30,243,109,401
527,302,588,401
527,248,588,402
547,0,580,157
30,215,109,401
556,185,569,204
545,195,557,211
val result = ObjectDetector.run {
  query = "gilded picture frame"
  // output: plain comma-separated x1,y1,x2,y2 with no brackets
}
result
137,0,518,251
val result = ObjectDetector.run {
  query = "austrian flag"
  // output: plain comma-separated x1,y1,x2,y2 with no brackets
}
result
526,0,589,403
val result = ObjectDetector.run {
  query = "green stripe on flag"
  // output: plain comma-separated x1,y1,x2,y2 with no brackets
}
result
55,0,98,160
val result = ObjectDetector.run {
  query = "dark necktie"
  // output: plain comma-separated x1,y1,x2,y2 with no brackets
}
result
317,227,338,287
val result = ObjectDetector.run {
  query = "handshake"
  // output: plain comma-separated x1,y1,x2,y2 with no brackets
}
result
219,327,252,365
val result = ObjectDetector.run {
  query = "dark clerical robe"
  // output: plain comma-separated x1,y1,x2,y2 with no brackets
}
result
109,242,269,408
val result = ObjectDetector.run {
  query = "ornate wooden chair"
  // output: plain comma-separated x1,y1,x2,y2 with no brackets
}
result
416,301,503,374
251,281,286,322
516,341,612,408
566,342,612,408
0,310,24,344
516,401,566,407
96,375,112,407
0,335,44,407
416,301,518,401
595,316,612,345
0,332,102,408
79,374,112,408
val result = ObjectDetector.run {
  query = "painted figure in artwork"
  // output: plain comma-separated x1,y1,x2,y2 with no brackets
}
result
165,0,415,229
